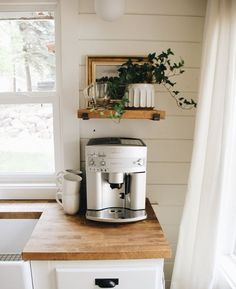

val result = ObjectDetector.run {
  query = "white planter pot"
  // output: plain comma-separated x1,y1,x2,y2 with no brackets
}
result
126,84,155,108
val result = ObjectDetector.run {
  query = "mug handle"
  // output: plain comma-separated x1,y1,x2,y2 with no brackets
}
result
56,171,65,192
83,83,96,106
83,83,94,98
56,192,63,208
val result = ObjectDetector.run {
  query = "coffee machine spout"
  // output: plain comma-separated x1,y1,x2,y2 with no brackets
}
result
108,173,124,189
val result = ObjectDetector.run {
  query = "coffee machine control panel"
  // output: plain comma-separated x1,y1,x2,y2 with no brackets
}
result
87,156,146,172
86,147,147,173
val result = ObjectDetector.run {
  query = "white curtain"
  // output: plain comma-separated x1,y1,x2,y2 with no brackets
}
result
170,0,236,289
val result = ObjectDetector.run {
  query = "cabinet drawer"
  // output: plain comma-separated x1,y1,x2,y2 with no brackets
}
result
56,265,163,289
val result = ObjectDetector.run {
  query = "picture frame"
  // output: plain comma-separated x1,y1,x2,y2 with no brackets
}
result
86,55,147,85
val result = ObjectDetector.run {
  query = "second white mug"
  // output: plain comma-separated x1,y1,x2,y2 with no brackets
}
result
56,192,80,215
63,173,82,196
56,171,82,215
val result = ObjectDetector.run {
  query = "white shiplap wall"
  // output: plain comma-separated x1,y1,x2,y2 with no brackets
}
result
78,1,206,287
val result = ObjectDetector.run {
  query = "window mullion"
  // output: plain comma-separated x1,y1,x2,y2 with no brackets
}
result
0,94,57,104
0,3,57,13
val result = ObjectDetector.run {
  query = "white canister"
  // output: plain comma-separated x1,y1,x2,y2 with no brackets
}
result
126,83,155,108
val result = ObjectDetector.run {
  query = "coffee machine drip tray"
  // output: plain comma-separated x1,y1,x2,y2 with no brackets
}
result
86,208,147,223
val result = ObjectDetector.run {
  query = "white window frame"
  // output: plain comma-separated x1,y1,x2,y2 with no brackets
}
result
0,0,80,199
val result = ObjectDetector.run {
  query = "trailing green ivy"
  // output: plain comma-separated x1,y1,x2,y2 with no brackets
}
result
97,49,197,119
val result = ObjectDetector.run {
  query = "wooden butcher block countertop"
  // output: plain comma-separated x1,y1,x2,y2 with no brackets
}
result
0,200,171,261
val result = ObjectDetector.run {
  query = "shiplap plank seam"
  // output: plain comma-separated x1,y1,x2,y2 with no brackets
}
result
78,0,207,17
78,15,204,42
79,89,199,94
79,64,200,69
78,38,202,45
79,12,205,18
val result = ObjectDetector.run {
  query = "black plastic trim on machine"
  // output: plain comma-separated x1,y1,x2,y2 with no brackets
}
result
87,137,146,147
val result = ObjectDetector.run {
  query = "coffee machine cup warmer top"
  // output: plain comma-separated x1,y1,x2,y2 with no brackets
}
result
85,137,147,223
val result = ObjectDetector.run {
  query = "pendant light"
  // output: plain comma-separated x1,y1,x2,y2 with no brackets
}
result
94,0,126,21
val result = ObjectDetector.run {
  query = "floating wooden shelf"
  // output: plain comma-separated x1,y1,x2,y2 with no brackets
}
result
77,108,166,121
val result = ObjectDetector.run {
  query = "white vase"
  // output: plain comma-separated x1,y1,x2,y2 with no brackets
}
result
126,84,155,108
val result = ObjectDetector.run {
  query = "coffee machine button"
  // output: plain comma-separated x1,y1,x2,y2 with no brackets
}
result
136,159,143,166
100,160,106,166
89,159,95,166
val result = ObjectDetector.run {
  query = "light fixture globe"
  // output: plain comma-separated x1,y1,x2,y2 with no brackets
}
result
95,0,126,21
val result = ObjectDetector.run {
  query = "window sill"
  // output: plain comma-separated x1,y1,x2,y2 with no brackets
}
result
0,183,57,199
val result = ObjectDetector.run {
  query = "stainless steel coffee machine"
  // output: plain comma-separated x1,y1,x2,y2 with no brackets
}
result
85,137,147,223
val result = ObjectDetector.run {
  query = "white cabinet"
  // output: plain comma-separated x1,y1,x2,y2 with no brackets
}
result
56,264,162,289
31,259,164,289
0,261,33,289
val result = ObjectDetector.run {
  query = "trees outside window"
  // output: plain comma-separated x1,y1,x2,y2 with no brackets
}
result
0,11,55,92
0,10,58,175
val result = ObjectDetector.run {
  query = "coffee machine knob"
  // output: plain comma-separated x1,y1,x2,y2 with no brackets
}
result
100,160,106,166
89,159,95,166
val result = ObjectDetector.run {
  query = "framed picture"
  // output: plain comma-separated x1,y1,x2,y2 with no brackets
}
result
86,55,146,85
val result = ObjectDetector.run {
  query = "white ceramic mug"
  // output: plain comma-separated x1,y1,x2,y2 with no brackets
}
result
57,172,82,195
56,192,80,215
56,172,82,215
63,173,82,195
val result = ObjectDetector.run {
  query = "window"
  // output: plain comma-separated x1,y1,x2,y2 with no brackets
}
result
0,8,60,189
0,0,80,198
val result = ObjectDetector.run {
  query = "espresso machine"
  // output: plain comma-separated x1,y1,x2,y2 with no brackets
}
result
85,137,147,223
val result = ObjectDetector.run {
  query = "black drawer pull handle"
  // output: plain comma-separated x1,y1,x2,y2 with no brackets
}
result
95,278,119,288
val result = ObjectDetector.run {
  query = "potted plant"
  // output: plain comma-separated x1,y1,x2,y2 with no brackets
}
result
97,49,197,119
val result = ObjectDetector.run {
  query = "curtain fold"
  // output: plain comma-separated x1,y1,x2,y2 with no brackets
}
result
170,0,236,288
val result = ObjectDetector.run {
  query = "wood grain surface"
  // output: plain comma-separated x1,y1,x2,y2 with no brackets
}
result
78,108,166,120
0,201,50,219
0,200,171,260
22,200,171,260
